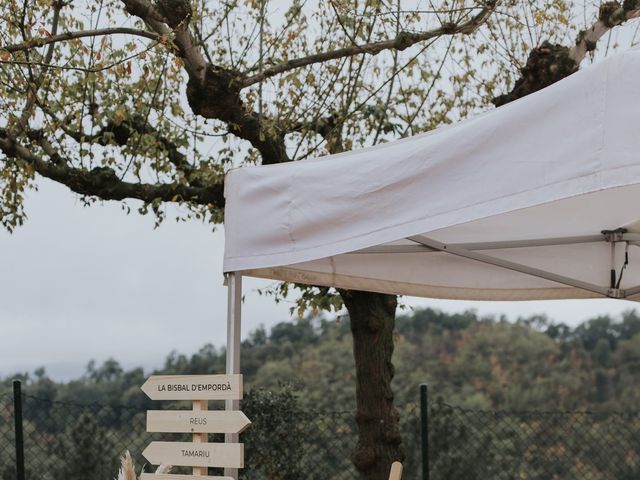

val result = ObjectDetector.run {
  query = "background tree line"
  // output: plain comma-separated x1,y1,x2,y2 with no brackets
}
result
4,308,640,480
4,307,640,412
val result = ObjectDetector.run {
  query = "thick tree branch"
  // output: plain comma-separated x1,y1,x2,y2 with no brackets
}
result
185,65,288,165
119,0,207,82
119,0,168,25
117,0,289,163
54,116,198,180
180,2,496,164
117,0,494,166
1,28,160,54
494,2,640,107
0,130,223,207
241,2,497,87
569,2,640,63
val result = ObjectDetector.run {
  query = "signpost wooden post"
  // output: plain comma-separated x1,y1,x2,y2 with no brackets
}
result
141,374,249,479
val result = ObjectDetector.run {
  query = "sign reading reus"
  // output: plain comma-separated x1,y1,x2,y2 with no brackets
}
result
141,374,243,401
146,410,251,434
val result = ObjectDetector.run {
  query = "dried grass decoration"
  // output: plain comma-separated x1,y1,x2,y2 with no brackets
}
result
116,450,171,480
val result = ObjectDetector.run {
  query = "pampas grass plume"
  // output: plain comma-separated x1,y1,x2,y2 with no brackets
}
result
116,451,136,480
115,450,172,479
155,464,173,474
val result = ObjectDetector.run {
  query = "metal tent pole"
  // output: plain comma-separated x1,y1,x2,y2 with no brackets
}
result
408,235,613,297
225,272,242,480
420,384,430,480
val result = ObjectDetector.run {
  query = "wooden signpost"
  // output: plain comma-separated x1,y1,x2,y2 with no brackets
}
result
141,374,250,480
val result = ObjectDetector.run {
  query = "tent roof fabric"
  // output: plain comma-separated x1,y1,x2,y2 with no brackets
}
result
223,47,640,301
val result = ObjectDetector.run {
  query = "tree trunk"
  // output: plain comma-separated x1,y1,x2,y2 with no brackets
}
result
335,34,582,480
340,289,404,480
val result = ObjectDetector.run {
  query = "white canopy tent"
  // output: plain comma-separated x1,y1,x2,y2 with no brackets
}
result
224,46,640,302
220,46,640,478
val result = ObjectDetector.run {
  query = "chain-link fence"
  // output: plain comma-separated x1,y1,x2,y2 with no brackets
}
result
0,391,15,480
428,400,640,480
2,385,640,480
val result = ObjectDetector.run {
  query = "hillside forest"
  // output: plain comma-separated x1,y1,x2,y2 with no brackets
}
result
4,307,640,412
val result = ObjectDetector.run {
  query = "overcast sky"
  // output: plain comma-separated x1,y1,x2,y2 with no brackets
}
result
1,180,638,381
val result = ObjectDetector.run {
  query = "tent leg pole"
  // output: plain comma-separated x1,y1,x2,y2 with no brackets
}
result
225,272,242,480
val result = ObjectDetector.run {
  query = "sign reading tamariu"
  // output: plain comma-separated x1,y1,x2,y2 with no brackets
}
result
146,410,251,434
141,374,243,400
142,441,244,468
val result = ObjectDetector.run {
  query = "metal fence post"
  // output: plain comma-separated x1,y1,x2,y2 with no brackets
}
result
13,380,25,480
420,384,429,480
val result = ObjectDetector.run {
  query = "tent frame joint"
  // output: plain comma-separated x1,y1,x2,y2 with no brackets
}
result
607,288,626,299
602,228,628,243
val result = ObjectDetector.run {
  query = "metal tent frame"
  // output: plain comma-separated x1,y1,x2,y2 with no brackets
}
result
222,229,639,478
351,229,640,299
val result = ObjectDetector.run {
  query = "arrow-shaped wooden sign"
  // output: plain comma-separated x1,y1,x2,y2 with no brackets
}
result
146,410,251,434
142,441,244,468
141,375,243,400
140,474,234,480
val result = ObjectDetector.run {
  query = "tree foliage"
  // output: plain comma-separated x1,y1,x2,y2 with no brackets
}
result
4,309,640,479
2,0,638,232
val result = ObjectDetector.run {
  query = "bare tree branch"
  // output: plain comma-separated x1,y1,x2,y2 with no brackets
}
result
11,0,64,135
120,0,207,82
1,28,160,54
570,2,640,63
0,43,158,72
241,2,497,87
